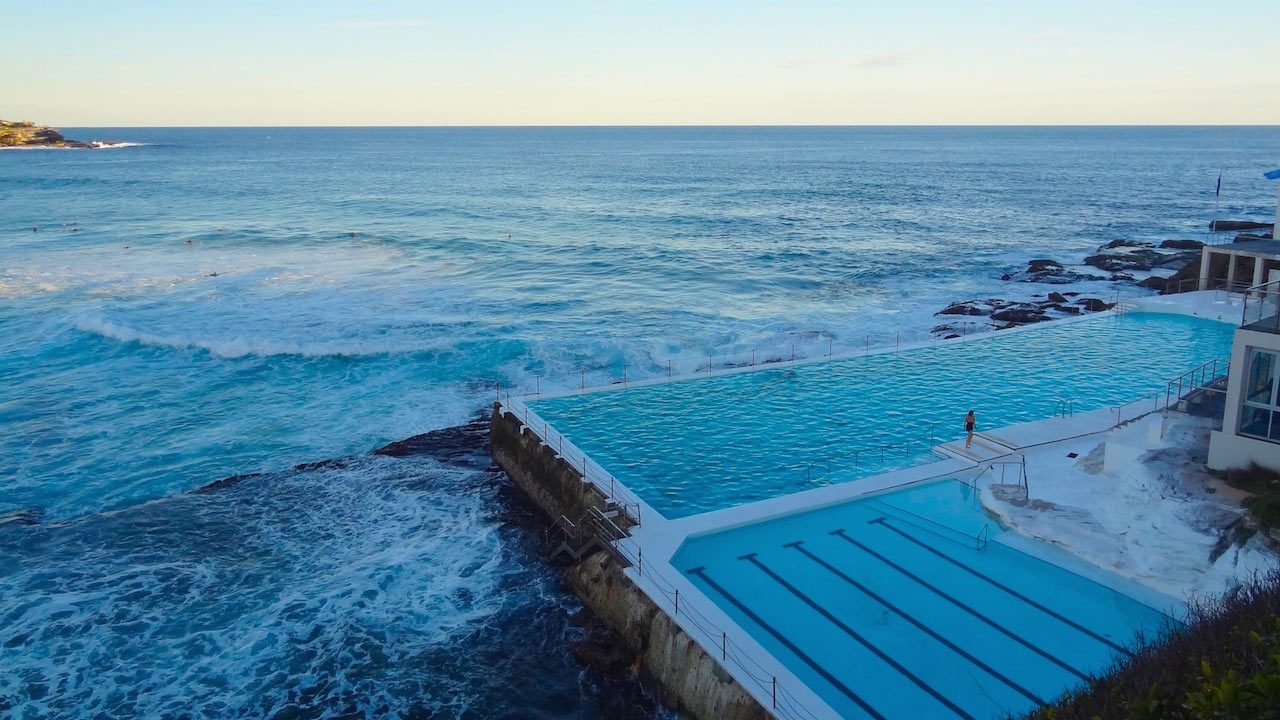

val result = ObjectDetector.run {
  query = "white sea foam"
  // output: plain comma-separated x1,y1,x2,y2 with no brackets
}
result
73,314,437,358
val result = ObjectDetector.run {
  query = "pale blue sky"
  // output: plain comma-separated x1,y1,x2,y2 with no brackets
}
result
3,0,1278,125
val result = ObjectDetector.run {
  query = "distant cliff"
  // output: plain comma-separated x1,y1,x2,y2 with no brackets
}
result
0,120,112,148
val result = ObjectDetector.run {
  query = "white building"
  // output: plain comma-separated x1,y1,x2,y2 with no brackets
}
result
1207,172,1280,472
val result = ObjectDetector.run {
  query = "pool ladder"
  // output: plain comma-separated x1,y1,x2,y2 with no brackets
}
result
1054,398,1074,417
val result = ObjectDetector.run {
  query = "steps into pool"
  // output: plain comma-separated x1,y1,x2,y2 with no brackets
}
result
937,433,1017,462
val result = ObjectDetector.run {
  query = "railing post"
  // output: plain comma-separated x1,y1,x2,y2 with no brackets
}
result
638,547,643,576
708,354,712,373
828,338,832,357
751,349,756,366
772,677,777,709
667,359,672,378
721,632,727,660
535,376,540,398
579,369,585,390
623,364,628,384
674,589,679,615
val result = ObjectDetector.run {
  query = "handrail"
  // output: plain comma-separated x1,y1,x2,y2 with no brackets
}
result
1054,398,1074,417
1163,357,1229,410
1241,278,1280,331
870,499,992,551
588,511,822,720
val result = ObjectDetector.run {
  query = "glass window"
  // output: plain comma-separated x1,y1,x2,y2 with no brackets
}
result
1240,348,1280,443
1246,349,1277,404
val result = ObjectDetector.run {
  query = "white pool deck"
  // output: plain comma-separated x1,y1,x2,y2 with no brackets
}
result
498,290,1245,720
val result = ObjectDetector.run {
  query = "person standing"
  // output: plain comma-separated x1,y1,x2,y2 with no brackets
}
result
964,410,977,449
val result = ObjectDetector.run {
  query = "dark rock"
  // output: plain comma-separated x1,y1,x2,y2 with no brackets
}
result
991,306,1050,324
1027,258,1064,272
1083,250,1160,272
1076,297,1114,312
1048,291,1068,303
1063,291,1080,296
1102,239,1153,249
374,417,489,464
1137,276,1168,291
944,333,960,340
1003,257,1101,285
1210,220,1273,233
939,302,988,316
1160,239,1203,250
571,625,635,678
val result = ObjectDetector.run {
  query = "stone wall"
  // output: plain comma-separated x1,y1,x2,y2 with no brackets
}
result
490,405,770,720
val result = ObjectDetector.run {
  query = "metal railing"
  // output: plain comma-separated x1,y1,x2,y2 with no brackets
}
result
1167,277,1254,296
1241,278,1280,331
583,510,822,720
985,455,1028,493
1164,358,1229,410
500,396,645,527
870,499,991,550
1054,398,1074,417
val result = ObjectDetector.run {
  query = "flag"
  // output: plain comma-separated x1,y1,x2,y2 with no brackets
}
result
1215,171,1221,197
1265,168,1280,181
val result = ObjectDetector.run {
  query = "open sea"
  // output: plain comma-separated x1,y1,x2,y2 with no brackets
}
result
1,126,1278,718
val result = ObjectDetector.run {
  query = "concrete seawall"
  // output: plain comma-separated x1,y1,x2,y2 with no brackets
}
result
490,404,769,720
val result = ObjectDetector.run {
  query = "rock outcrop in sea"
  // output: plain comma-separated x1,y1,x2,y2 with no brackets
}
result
934,237,1212,336
0,119,120,148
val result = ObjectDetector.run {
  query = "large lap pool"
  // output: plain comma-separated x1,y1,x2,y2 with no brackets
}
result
673,481,1176,720
529,312,1232,518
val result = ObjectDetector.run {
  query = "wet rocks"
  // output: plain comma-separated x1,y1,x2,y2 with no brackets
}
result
1160,239,1204,250
1001,258,1102,284
939,301,988,316
990,305,1050,324
1076,297,1114,312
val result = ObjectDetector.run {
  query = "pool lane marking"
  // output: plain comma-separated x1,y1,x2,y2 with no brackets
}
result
866,518,1133,656
737,552,976,720
784,541,1046,706
685,565,887,720
830,528,1090,681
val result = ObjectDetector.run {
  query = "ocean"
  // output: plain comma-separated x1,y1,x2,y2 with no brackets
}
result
1,126,1277,718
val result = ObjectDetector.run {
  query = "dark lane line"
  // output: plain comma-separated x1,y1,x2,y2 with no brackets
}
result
830,528,1090,681
785,541,1046,706
869,518,1133,656
685,566,887,720
739,553,975,720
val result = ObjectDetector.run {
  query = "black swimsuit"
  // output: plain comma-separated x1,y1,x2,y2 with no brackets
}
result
965,419,975,432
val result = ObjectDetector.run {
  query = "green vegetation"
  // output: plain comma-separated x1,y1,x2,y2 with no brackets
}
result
1025,569,1280,720
1223,463,1280,530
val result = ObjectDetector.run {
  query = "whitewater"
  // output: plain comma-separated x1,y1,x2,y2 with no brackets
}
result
1,126,1277,718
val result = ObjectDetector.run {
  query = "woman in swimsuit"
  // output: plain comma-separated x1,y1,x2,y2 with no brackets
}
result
964,410,976,449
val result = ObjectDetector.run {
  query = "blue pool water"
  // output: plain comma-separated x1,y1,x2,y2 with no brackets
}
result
4,127,1277,717
673,481,1176,720
530,311,1233,518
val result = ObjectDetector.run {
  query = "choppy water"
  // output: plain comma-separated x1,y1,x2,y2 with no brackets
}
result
2,126,1278,718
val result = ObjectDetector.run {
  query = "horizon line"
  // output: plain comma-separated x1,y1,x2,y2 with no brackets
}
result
49,122,1280,129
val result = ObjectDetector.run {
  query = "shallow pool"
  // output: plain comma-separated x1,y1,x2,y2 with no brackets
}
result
530,312,1232,518
673,481,1176,720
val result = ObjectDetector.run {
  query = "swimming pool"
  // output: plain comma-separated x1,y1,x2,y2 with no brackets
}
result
673,481,1176,720
530,312,1232,518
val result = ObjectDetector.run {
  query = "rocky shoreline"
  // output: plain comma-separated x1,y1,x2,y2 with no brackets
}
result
933,236,1215,337
0,119,124,149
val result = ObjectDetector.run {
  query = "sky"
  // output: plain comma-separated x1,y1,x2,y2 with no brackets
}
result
2,0,1279,126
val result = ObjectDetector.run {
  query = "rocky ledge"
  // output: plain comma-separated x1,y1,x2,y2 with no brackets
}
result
0,119,121,148
934,237,1212,337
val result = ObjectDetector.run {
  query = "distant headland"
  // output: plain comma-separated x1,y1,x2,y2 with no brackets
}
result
0,120,133,149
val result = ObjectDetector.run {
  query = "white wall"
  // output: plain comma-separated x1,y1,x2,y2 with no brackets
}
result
1208,326,1280,470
